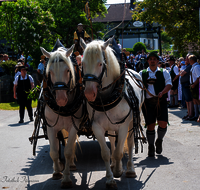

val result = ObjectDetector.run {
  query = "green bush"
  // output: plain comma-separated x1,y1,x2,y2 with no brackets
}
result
0,60,17,76
125,48,133,53
133,42,147,55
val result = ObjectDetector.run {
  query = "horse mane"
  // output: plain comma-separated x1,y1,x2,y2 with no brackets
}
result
82,40,120,79
46,47,76,88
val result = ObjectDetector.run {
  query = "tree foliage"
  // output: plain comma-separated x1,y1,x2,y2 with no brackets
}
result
133,42,147,55
132,0,199,55
0,0,107,66
38,0,107,47
0,0,56,62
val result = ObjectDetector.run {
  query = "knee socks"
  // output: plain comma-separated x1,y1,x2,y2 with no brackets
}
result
170,95,174,105
194,104,199,117
174,94,178,105
157,126,167,140
146,130,155,145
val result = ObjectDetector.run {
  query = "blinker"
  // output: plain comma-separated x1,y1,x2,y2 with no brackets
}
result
57,85,65,88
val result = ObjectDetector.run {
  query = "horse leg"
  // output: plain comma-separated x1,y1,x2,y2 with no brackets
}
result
93,124,117,189
108,131,116,171
61,129,76,171
47,128,64,180
70,142,77,171
61,127,77,189
125,121,137,178
112,126,128,178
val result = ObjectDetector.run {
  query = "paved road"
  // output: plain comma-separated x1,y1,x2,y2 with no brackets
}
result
0,108,200,190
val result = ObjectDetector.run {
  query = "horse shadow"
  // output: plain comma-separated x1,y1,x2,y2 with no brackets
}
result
19,140,172,190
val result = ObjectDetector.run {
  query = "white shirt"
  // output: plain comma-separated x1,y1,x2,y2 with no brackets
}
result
14,74,34,85
171,64,179,75
139,67,172,99
13,71,21,84
190,62,200,84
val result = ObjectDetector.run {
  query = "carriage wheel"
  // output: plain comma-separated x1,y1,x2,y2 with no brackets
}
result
33,114,42,156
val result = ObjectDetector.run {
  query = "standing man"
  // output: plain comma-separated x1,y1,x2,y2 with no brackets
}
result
189,55,200,121
179,53,193,120
126,55,135,70
168,56,179,107
37,58,46,84
139,52,172,157
74,23,90,55
13,66,34,123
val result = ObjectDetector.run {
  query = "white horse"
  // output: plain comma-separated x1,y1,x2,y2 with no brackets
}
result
40,46,82,188
80,37,144,188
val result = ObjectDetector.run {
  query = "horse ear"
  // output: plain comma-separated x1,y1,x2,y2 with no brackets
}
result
102,35,114,50
80,37,87,50
40,47,50,58
66,44,75,57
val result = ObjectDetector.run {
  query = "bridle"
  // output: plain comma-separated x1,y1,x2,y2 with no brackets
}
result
83,63,107,88
46,59,75,96
82,52,107,89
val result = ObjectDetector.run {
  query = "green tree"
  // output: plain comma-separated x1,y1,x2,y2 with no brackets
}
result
133,42,147,55
132,0,199,55
38,0,107,47
161,31,172,53
0,0,56,63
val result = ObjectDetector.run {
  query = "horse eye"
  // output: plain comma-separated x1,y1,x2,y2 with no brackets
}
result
99,63,102,66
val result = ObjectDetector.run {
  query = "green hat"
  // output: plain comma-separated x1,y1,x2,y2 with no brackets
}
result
147,52,159,60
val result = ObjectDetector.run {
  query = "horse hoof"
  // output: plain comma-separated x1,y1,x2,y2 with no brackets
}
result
125,171,137,178
106,182,117,189
70,165,77,171
61,181,73,189
113,170,123,178
52,172,63,180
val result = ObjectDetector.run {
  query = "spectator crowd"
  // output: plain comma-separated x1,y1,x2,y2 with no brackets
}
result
122,49,200,123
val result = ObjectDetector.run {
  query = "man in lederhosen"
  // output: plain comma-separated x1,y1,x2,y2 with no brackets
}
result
168,56,179,108
74,23,90,55
139,52,172,157
13,65,34,123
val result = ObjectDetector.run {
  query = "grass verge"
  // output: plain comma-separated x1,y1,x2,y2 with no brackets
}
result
0,100,38,110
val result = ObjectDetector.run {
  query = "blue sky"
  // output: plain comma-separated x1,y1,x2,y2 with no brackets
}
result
106,0,130,4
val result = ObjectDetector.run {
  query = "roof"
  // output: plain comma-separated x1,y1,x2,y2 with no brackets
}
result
93,3,133,23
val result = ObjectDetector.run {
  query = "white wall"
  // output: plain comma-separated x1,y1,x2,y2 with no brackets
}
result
119,37,158,50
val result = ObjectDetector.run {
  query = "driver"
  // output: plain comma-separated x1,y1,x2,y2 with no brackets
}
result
74,23,90,55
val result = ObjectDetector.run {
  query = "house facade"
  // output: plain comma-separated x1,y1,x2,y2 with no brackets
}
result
93,3,160,50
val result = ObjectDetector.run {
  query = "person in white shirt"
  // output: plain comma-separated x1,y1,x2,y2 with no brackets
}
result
139,52,172,157
189,55,200,121
13,66,34,123
168,56,179,107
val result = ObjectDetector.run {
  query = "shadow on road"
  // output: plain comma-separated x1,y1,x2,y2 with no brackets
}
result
8,121,33,127
19,140,173,190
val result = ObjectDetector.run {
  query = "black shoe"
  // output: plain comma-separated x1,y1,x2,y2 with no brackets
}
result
19,120,24,123
182,115,189,119
155,139,163,154
30,117,34,122
148,144,155,157
173,104,179,108
189,116,198,121
167,104,174,108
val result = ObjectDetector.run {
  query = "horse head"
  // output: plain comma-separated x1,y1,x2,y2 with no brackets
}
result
40,45,75,107
80,36,120,102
